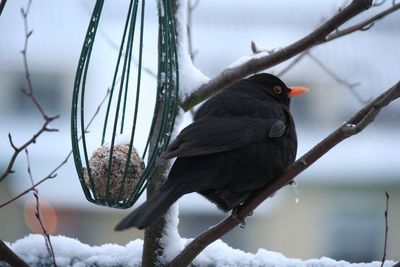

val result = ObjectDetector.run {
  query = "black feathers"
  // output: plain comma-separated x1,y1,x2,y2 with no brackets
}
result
115,73,300,231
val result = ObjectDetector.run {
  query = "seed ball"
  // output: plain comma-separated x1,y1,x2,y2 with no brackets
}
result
83,144,145,203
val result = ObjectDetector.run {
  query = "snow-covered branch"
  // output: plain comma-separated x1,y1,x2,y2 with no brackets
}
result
178,0,400,111
168,80,400,266
175,0,209,101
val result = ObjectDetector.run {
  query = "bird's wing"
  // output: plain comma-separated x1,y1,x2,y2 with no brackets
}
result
162,116,286,158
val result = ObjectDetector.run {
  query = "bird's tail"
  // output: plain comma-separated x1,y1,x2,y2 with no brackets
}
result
115,184,182,231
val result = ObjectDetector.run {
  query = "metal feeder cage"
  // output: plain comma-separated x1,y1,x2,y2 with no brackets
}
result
71,0,179,209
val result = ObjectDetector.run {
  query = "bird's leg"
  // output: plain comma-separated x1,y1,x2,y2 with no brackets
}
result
231,206,254,228
231,207,247,228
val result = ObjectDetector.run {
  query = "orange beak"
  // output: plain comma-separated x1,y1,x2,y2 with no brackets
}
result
289,86,309,97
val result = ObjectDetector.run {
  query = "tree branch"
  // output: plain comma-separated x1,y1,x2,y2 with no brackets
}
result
24,149,57,267
180,0,381,111
32,190,57,267
0,240,30,267
0,0,60,183
167,80,400,266
0,0,7,16
325,2,400,42
0,88,110,208
0,118,58,183
380,191,390,267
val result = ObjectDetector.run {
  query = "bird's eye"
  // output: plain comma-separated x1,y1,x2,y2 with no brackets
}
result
273,85,282,94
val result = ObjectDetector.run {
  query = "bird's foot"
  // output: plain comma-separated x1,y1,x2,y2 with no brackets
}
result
231,207,252,228
232,208,246,228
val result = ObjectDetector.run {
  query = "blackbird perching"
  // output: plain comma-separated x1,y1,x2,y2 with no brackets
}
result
115,73,308,230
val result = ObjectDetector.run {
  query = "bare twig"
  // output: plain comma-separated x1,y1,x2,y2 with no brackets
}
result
33,190,57,267
250,41,277,55
276,51,309,77
24,149,57,267
24,149,34,186
372,0,387,7
326,2,400,42
306,52,367,103
254,45,367,103
0,117,58,183
167,80,400,266
380,191,390,267
20,0,51,120
0,88,110,208
180,0,400,111
0,0,60,183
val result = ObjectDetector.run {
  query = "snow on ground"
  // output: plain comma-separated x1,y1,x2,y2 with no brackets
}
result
4,234,142,267
3,234,395,267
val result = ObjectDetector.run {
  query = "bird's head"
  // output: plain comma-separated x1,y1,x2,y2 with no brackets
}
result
247,73,309,106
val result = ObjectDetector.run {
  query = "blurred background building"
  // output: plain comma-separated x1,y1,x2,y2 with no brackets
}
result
1,0,399,263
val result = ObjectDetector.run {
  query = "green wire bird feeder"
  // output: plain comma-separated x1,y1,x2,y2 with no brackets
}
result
71,0,179,209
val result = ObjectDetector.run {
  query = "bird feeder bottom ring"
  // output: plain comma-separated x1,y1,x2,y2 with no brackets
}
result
83,144,145,205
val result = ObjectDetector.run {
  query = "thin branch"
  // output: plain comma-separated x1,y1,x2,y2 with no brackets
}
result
276,51,309,77
380,191,390,267
1,168,57,209
167,80,400,266
0,88,110,208
179,0,400,111
0,118,58,183
25,148,34,185
20,0,50,120
33,190,57,267
306,52,367,103
0,0,60,183
372,0,387,7
250,40,278,55
253,46,367,103
24,149,57,267
326,2,400,42
252,6,368,105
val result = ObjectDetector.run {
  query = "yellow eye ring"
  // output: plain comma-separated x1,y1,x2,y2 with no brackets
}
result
273,85,282,94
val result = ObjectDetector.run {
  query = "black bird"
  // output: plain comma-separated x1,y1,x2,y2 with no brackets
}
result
115,73,308,230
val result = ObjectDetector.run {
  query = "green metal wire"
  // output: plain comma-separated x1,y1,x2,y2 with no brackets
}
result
71,0,179,209
71,0,104,203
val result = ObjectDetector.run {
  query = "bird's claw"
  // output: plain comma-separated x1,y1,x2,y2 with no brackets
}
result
232,208,253,228
232,209,247,228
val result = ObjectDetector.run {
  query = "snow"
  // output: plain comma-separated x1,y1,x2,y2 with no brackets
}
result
157,0,165,18
5,234,142,267
4,234,396,267
158,203,185,264
228,50,270,69
114,133,132,145
175,0,209,100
